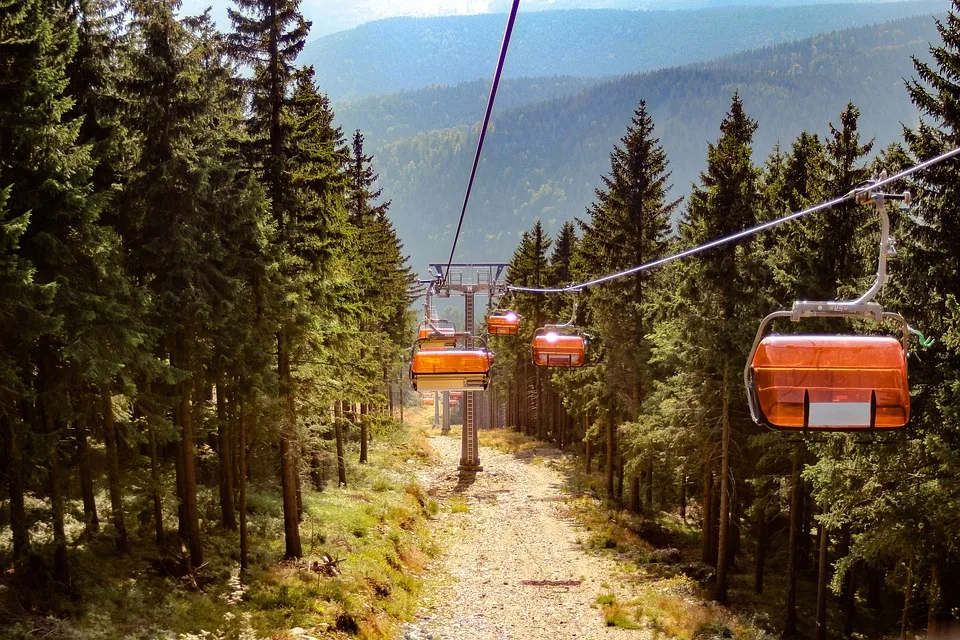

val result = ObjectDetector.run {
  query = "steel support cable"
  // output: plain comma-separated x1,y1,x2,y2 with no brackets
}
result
507,146,960,294
441,0,521,285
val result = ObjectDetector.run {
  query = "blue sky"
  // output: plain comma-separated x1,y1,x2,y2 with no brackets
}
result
179,0,648,39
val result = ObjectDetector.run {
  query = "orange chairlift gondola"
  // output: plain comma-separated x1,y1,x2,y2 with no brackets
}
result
532,301,587,368
410,333,494,392
421,393,436,408
487,309,521,335
418,318,457,342
744,175,930,433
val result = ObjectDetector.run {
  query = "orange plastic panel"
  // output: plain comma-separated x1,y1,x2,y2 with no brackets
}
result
411,350,493,375
532,332,585,368
488,311,520,336
449,391,463,400
422,396,435,407
751,335,908,430
418,326,456,340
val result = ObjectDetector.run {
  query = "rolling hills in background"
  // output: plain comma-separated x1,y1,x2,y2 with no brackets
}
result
349,15,941,276
304,1,947,100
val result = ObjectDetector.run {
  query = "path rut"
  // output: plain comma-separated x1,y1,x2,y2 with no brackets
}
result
401,434,645,640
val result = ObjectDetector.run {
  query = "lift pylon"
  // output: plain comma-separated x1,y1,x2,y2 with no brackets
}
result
423,262,510,476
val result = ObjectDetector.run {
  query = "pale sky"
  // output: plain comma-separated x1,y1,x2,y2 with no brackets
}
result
180,0,643,38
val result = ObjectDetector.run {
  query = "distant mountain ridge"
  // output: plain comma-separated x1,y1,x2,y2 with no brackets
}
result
355,16,941,275
303,1,947,100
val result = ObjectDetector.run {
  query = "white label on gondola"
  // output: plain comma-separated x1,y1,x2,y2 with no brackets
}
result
808,402,872,427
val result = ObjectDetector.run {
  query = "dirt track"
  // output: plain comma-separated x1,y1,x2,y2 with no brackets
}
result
400,433,644,640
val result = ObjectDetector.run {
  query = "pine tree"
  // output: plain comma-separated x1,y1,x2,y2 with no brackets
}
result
229,0,312,559
576,100,678,508
676,93,761,603
504,222,551,437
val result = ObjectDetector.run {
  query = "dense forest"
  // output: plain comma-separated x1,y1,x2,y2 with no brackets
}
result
0,0,419,635
302,1,948,100
490,7,960,636
373,15,947,272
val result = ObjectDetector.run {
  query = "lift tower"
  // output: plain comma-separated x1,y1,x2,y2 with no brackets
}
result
430,262,508,474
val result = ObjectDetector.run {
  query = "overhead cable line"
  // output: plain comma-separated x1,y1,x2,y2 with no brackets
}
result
507,146,960,294
440,0,521,285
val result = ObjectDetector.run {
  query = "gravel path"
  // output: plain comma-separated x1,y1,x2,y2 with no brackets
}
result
400,434,645,640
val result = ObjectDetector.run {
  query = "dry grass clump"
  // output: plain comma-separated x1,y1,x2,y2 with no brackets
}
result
477,428,541,454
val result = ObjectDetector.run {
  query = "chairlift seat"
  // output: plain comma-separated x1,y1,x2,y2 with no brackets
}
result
418,326,456,340
532,331,585,368
750,335,908,430
488,311,520,335
410,349,493,392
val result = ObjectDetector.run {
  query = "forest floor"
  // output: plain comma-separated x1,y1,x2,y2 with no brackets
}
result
399,430,637,640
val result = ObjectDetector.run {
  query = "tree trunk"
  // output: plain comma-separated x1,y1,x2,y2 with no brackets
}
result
605,414,614,498
101,388,129,553
701,463,714,565
75,412,99,535
839,525,855,638
334,400,347,487
277,326,302,559
927,560,945,638
148,414,164,545
174,420,188,540
715,367,732,603
359,403,368,463
630,474,641,513
680,474,687,521
176,361,203,567
1,413,29,558
900,559,912,640
217,376,236,529
239,393,249,572
815,516,830,640
48,433,69,582
754,506,766,595
616,446,624,503
800,482,812,571
784,444,802,637
646,457,654,510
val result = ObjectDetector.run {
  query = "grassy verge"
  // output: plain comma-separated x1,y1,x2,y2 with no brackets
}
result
0,419,439,640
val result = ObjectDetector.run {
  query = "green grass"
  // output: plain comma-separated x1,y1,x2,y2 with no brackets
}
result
449,496,470,514
0,416,439,640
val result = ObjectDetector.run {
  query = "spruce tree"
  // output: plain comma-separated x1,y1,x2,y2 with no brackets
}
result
676,93,761,603
229,0,312,559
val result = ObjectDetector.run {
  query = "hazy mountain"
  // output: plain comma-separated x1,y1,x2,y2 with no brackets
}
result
178,0,934,39
355,16,939,276
303,1,946,100
334,76,606,149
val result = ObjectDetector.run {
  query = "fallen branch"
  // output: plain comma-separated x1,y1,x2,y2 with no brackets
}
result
519,579,582,587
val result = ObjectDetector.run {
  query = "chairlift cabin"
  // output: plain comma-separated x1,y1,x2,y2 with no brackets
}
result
748,333,909,431
532,328,586,368
421,394,436,407
744,177,915,433
410,337,494,392
449,390,463,406
488,310,520,335
418,319,456,339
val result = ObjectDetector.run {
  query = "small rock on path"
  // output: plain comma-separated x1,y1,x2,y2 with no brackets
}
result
400,435,646,640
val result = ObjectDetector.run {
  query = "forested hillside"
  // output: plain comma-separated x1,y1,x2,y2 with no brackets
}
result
335,76,603,149
303,1,947,99
376,16,941,273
